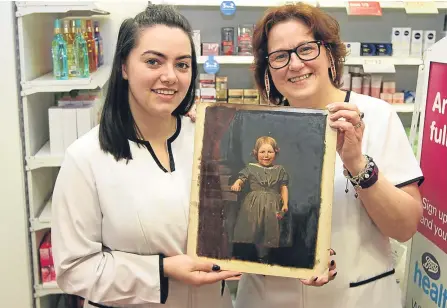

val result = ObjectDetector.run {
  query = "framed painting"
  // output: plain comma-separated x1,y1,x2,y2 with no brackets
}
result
187,103,337,279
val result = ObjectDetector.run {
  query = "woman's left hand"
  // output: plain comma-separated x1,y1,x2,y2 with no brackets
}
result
300,249,337,287
327,102,366,175
186,104,197,122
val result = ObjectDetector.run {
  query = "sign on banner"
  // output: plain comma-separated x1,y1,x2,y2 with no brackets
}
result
204,56,220,74
418,62,447,254
220,1,236,16
407,233,447,308
347,1,382,16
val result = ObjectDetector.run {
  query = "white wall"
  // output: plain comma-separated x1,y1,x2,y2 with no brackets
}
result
0,1,33,307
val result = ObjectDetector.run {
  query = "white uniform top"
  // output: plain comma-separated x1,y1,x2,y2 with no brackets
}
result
51,116,233,308
234,91,424,308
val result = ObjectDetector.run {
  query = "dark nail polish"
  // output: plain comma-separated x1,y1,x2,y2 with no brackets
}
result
212,265,221,271
330,260,335,266
313,277,318,282
333,272,338,277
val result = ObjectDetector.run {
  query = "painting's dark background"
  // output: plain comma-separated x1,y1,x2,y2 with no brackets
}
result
197,105,327,269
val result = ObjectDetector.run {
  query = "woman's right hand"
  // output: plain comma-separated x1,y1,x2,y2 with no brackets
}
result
163,255,241,286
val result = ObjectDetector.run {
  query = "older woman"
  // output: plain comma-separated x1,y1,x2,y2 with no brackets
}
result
234,3,424,308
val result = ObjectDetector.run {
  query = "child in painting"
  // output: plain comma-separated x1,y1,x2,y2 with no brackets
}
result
230,136,290,262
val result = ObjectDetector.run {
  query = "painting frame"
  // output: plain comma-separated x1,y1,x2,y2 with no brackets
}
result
187,102,337,279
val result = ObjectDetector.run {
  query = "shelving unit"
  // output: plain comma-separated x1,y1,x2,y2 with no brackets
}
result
15,2,112,308
154,0,447,9
13,1,445,308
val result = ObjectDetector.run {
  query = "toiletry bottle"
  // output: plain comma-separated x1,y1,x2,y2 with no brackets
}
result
74,19,90,78
85,20,97,72
62,19,77,77
51,19,68,80
93,21,104,67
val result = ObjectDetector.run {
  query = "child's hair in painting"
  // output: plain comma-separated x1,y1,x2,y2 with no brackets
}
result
251,136,280,157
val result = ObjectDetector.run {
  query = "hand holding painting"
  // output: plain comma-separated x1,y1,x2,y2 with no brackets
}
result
163,255,241,286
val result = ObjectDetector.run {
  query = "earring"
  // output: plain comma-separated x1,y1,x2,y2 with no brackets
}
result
328,52,337,82
264,69,270,102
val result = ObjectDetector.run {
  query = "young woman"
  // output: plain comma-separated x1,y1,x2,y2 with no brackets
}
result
51,5,239,308
234,3,424,308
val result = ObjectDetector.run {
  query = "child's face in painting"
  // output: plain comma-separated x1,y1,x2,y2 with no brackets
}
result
257,143,276,167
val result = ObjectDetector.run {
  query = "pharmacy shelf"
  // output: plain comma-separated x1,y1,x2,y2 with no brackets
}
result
15,1,110,17
30,199,52,232
35,282,63,298
154,0,447,9
393,104,415,113
26,141,64,171
21,64,111,96
198,55,423,66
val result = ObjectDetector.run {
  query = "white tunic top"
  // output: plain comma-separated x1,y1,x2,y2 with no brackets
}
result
51,116,233,308
234,91,424,308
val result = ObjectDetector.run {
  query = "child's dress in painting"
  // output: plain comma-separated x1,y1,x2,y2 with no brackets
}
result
232,163,289,248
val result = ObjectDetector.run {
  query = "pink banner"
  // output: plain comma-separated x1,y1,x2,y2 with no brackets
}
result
419,61,447,254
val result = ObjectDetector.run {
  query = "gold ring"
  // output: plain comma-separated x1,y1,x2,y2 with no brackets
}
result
354,121,362,129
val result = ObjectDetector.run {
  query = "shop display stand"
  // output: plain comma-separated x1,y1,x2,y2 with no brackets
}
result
13,1,445,307
15,2,111,308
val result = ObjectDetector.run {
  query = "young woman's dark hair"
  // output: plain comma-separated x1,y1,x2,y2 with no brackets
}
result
99,4,198,162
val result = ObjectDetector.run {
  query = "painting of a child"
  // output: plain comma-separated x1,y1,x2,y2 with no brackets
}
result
230,136,291,262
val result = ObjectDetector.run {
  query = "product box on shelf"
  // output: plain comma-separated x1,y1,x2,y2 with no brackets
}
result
423,30,437,51
410,30,423,57
199,73,216,88
344,42,361,57
192,30,201,56
202,43,219,56
228,89,243,104
243,89,260,105
49,90,100,155
39,231,55,284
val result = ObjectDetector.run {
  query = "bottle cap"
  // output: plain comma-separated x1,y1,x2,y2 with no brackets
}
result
54,19,61,28
75,19,82,27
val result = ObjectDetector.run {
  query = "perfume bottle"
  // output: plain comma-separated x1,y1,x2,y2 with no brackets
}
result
62,19,76,77
51,19,68,80
73,19,89,78
84,20,97,73
94,21,104,67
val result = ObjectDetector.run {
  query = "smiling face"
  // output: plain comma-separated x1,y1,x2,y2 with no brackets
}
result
122,25,192,117
257,143,276,167
267,19,332,105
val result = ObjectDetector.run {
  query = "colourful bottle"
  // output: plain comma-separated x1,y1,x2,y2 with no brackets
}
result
73,19,89,78
94,21,104,67
62,19,76,77
51,19,68,80
85,20,97,72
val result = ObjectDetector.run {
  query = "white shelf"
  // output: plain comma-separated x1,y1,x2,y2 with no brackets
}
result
155,0,447,9
393,104,415,113
31,198,52,231
21,64,111,96
26,141,64,170
35,282,63,297
198,56,422,66
16,1,110,17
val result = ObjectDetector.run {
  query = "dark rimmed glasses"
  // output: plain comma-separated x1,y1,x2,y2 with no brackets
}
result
266,40,325,69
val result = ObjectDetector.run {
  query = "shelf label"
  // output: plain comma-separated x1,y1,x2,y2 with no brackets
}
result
220,1,236,16
204,56,220,74
404,1,438,14
347,1,382,16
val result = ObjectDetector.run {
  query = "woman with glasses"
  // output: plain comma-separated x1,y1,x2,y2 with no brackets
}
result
233,3,424,308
